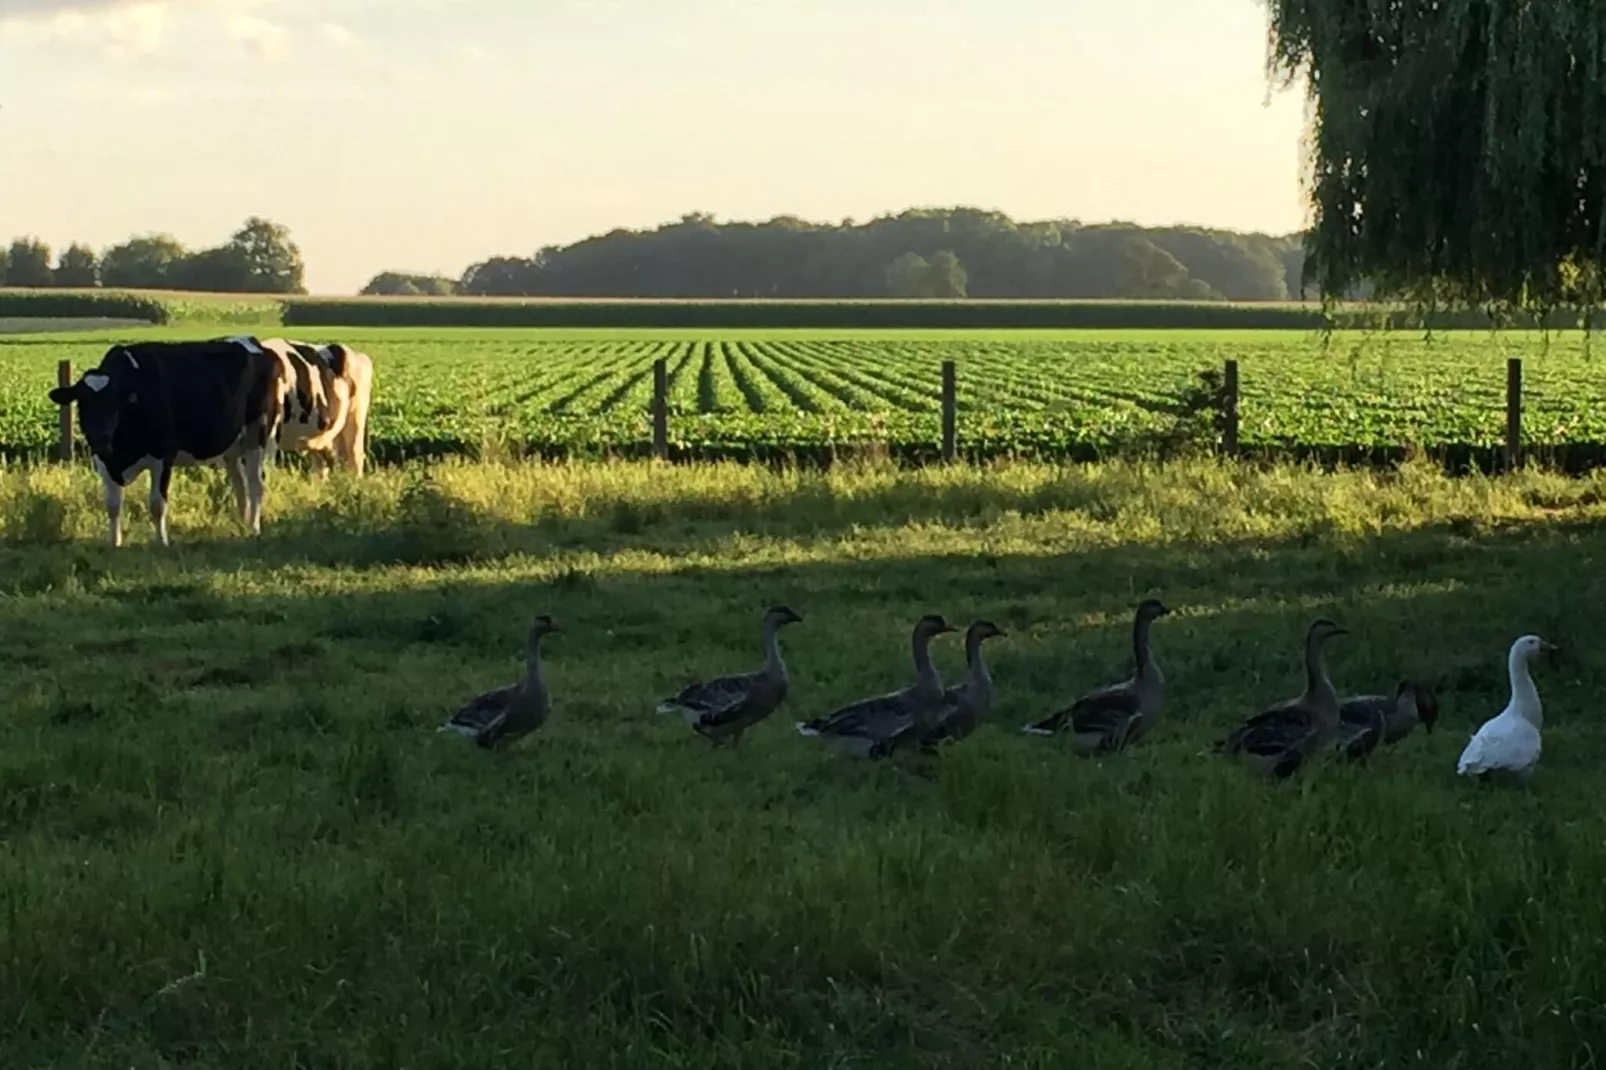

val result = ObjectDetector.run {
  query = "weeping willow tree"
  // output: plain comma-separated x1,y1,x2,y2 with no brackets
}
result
1266,0,1606,323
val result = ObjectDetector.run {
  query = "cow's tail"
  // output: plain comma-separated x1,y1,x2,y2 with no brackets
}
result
272,374,294,448
321,384,353,442
263,354,294,456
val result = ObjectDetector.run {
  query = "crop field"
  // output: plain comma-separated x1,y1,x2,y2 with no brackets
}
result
1,326,1602,463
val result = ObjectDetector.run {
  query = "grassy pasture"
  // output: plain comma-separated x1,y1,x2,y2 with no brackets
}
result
3,454,1606,1065
3,325,1605,466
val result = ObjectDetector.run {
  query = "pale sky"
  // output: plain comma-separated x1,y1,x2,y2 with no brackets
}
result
0,0,1312,294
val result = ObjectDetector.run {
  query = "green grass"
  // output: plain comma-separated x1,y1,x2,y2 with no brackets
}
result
4,325,1604,465
2,454,1605,1065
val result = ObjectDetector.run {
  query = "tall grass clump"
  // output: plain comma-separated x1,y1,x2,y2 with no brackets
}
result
0,289,172,324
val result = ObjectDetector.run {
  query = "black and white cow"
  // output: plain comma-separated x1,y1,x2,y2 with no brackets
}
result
234,336,375,476
47,336,291,547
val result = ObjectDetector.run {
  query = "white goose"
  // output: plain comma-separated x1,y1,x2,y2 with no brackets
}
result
1456,634,1557,782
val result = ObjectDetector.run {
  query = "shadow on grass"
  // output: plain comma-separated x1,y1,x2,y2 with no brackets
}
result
1,501,1598,745
3,501,1606,1066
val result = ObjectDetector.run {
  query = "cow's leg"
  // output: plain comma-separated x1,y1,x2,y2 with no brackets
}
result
224,454,249,527
92,456,124,548
340,400,368,476
261,422,281,469
149,459,175,547
242,447,266,536
353,406,368,476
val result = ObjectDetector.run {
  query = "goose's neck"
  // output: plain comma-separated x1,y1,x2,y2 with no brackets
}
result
965,632,993,700
1507,649,1542,727
521,634,547,696
1303,633,1336,719
1133,612,1157,680
913,629,942,698
761,620,787,676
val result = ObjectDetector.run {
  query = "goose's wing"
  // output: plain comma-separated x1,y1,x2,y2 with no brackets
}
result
932,679,974,725
1457,711,1542,775
924,683,976,746
440,683,516,739
658,669,761,727
1216,702,1316,757
1069,687,1144,738
798,690,912,741
1023,681,1138,738
1335,695,1390,759
1333,715,1384,761
1339,695,1390,728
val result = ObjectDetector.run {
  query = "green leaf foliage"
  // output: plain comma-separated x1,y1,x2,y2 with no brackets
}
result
1267,0,1606,319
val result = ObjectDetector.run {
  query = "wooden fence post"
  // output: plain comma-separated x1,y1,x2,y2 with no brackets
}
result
56,360,73,462
940,360,956,463
1505,357,1522,472
1222,359,1240,457
651,358,668,461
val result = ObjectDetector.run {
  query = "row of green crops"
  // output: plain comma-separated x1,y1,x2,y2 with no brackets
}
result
13,287,1606,331
3,327,1603,464
0,289,286,327
285,297,1368,329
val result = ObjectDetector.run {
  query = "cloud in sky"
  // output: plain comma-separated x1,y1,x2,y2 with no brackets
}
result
319,20,354,46
0,0,226,24
0,1,163,55
0,0,127,16
0,0,288,58
226,12,287,60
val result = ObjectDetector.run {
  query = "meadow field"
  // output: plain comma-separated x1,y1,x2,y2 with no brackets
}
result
6,310,1606,1064
3,324,1605,465
3,452,1606,1065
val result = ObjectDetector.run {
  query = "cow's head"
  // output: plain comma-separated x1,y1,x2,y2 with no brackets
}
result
47,348,142,455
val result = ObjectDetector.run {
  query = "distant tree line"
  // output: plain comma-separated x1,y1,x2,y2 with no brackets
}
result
1,206,1342,301
435,208,1334,301
359,271,460,297
0,217,306,294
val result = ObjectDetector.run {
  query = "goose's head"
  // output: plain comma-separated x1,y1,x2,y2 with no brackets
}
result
1397,679,1438,733
1307,618,1347,644
1511,634,1558,664
763,605,804,628
914,614,958,639
528,614,561,639
967,619,1007,643
1136,598,1170,621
